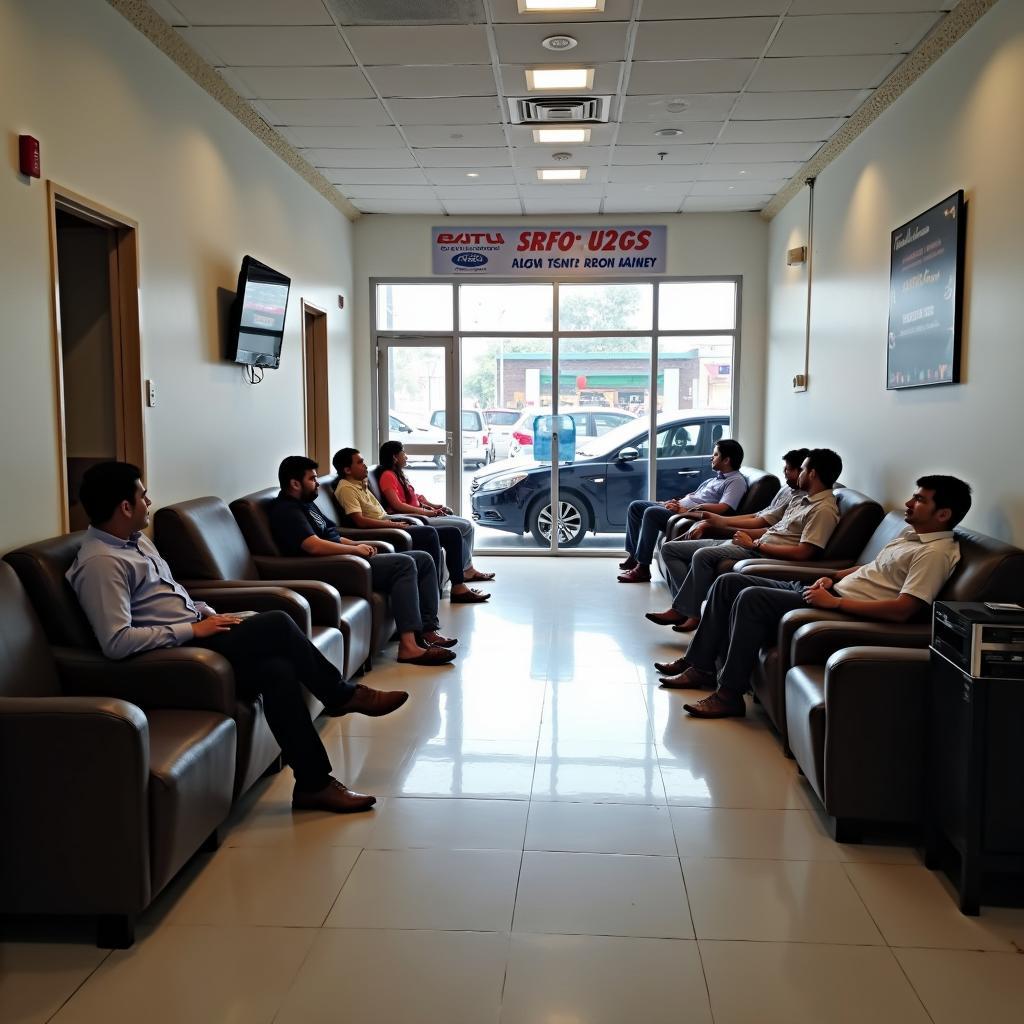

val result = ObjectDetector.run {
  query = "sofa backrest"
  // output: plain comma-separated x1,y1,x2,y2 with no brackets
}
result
821,488,885,561
941,526,1024,603
313,473,348,526
153,497,258,582
0,562,61,697
228,489,285,557
857,510,911,564
4,533,100,650
736,468,780,517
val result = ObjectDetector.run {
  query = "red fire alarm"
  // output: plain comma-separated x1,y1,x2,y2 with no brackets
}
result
19,135,40,178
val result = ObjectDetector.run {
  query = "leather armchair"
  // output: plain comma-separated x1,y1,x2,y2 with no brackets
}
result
152,496,371,676
3,533,336,798
0,562,236,948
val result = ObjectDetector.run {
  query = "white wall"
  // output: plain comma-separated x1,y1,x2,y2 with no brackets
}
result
765,0,1024,543
353,213,768,463
0,0,355,552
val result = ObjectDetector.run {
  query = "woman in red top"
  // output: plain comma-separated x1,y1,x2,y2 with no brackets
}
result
377,441,496,591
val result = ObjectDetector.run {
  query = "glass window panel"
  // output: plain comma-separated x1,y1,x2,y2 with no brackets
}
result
459,284,553,332
658,281,736,331
376,283,453,331
558,283,653,331
657,336,733,413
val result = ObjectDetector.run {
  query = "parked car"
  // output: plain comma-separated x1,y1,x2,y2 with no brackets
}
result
482,408,521,460
507,407,636,459
470,412,730,547
430,409,493,468
388,410,446,466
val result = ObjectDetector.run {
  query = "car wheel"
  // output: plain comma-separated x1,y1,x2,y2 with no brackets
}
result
529,495,590,548
486,445,496,464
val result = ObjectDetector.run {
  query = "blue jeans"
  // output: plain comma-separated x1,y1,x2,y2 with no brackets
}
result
368,550,440,635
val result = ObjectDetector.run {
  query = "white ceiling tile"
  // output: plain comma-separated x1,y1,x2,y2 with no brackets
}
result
634,19,777,61
733,89,870,118
710,141,820,162
366,65,497,98
258,98,392,125
354,199,445,213
612,144,713,165
642,1,786,16
223,66,374,98
490,0,634,23
769,13,942,57
404,124,507,147
388,97,503,125
344,26,491,65
609,165,699,183
434,184,521,199
322,167,429,185
494,22,629,64
697,161,804,180
790,1,956,13
426,167,517,185
604,182,687,198
442,200,524,214
327,0,485,24
522,199,603,214
148,0,188,25
344,185,438,200
749,54,902,92
683,196,771,211
179,27,354,66
512,147,611,169
518,185,606,198
279,125,405,147
170,0,333,24
302,148,418,167
508,124,617,147
690,178,786,195
717,117,844,142
621,93,738,122
616,122,722,145
603,198,682,213
628,61,755,95
499,62,622,96
416,148,511,167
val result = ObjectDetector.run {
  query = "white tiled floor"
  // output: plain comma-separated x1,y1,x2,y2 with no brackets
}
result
4,558,1024,1023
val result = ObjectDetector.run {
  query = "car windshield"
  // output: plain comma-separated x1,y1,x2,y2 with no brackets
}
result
576,417,647,458
485,411,518,426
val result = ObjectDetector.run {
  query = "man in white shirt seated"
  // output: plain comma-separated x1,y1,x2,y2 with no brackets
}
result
654,474,971,719
647,449,843,632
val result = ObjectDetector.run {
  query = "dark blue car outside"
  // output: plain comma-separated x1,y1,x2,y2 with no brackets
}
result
470,412,730,547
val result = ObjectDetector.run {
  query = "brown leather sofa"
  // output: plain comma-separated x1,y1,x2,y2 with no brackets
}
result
153,496,371,678
316,471,421,544
5,532,339,798
0,561,236,948
226,489,395,656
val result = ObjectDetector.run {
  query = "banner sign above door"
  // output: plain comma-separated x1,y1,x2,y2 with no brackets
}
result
432,226,667,277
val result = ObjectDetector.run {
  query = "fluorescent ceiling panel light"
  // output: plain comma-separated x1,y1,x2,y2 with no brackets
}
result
533,128,591,143
538,167,587,181
525,68,594,91
519,0,604,11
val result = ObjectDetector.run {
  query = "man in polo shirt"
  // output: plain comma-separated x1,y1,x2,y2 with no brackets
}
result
618,438,748,583
268,456,458,668
659,475,971,719
653,448,809,615
647,448,841,631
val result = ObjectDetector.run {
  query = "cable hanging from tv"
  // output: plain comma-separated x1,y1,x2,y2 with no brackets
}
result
244,364,265,385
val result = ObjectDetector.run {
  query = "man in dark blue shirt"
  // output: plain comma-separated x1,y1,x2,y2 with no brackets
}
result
268,456,458,666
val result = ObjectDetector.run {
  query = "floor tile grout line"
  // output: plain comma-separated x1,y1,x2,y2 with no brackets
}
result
43,947,114,1024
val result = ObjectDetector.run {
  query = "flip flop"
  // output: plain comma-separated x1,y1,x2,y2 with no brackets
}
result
450,589,490,603
397,647,456,666
464,571,496,581
421,631,458,648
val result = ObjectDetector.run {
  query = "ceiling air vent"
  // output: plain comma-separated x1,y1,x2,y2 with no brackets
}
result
507,96,612,125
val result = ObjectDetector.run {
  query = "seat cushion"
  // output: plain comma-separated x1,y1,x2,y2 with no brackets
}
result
147,710,236,894
335,596,373,679
309,626,345,714
784,666,827,805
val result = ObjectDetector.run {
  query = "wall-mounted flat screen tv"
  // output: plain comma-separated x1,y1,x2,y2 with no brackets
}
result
227,255,291,369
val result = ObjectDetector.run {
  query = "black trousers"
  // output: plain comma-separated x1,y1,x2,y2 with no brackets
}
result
405,524,466,586
188,610,356,791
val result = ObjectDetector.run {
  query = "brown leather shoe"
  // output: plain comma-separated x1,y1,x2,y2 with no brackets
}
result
328,684,409,717
683,691,746,718
397,646,457,666
292,778,376,813
617,564,652,583
645,609,685,626
653,656,687,674
618,555,638,571
671,617,700,633
659,666,717,690
421,630,458,648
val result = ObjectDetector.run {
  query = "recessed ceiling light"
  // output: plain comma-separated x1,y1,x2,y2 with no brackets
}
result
466,172,480,178
518,0,604,12
525,67,594,91
665,99,689,113
533,128,591,144
654,128,684,138
538,167,587,181
541,35,578,51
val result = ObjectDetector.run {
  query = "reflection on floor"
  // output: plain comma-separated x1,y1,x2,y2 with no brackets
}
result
4,559,1024,1024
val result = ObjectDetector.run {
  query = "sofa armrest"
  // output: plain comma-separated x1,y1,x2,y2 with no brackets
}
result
776,608,849,670
737,560,855,581
253,555,374,601
53,646,237,715
791,620,931,667
185,582,317,633
336,527,410,551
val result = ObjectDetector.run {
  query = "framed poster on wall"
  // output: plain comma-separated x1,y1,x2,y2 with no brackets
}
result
887,190,965,390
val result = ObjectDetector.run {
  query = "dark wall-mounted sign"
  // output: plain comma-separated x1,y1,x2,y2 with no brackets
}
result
886,190,965,390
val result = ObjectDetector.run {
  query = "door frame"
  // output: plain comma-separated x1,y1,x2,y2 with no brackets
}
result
47,182,145,533
301,300,331,469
